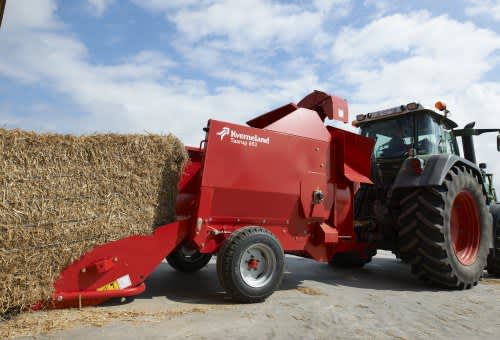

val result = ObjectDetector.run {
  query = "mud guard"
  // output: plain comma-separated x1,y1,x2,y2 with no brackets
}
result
392,154,484,192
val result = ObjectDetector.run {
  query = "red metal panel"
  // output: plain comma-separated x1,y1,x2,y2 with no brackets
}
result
52,284,146,309
328,126,374,185
317,223,339,244
51,220,189,308
177,160,201,191
246,103,298,128
298,90,349,123
199,120,329,232
332,183,352,228
264,108,331,141
203,120,328,193
343,132,374,184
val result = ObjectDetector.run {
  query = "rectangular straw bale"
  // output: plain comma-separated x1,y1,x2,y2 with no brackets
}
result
0,128,188,318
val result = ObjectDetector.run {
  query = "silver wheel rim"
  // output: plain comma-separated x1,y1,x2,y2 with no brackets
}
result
239,243,276,288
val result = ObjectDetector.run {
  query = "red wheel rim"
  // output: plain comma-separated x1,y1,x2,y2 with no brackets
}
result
450,191,481,266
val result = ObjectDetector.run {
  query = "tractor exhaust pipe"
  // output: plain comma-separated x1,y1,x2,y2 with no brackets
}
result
461,122,477,164
0,0,5,28
462,135,476,164
454,122,500,164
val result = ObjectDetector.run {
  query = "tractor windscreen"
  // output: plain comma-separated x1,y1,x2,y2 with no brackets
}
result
360,114,454,159
360,116,414,159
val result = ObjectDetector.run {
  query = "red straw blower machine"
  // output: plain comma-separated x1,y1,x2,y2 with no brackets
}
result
51,90,375,306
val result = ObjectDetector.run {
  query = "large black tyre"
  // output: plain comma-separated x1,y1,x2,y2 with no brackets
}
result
329,249,376,268
487,204,500,276
216,227,284,303
397,165,492,289
167,244,212,273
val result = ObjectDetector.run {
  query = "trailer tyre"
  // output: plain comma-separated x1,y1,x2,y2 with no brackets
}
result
216,227,284,303
397,165,492,289
167,245,212,273
329,249,376,268
487,204,500,276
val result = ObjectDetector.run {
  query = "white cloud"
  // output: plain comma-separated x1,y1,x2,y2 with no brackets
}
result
133,0,351,54
0,0,329,145
3,0,60,31
333,11,500,102
130,0,349,95
363,0,393,18
87,0,115,17
465,0,500,21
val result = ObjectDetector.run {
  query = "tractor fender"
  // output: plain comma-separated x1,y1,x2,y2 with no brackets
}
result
392,154,483,189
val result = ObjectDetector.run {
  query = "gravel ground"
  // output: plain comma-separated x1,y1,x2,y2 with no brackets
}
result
7,251,500,339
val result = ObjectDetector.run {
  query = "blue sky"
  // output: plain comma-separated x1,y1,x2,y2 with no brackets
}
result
1,0,500,183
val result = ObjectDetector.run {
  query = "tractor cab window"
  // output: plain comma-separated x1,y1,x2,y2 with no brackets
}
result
360,116,414,159
441,130,457,154
416,115,456,155
415,115,439,155
359,113,457,159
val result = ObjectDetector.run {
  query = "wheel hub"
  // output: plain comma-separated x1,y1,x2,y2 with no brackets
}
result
450,191,481,266
239,244,276,288
247,258,260,270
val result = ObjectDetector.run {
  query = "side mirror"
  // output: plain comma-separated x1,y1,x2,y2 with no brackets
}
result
479,163,487,170
497,134,500,152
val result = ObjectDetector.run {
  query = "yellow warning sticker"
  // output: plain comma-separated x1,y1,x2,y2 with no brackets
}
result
97,280,120,291
96,275,132,292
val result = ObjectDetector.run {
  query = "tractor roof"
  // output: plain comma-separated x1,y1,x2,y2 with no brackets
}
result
352,103,458,129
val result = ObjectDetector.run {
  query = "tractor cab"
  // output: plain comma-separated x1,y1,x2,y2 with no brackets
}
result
353,103,459,186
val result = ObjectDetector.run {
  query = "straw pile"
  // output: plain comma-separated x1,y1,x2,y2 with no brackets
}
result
0,128,188,318
0,306,209,339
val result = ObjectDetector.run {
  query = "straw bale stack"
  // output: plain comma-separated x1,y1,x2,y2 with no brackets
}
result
0,128,188,318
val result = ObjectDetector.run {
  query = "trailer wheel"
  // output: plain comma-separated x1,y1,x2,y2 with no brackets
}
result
487,204,500,276
397,165,492,289
329,249,376,268
166,245,212,273
216,227,284,303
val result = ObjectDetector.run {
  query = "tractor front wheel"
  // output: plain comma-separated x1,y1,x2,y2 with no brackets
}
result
216,227,284,302
397,165,492,289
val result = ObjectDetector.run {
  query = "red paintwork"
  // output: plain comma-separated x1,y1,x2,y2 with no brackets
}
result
451,191,481,265
247,90,349,128
48,90,375,308
51,284,146,309
297,90,349,123
247,259,259,270
90,258,115,273
50,220,189,308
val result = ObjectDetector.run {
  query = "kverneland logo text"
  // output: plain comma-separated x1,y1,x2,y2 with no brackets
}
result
216,127,270,147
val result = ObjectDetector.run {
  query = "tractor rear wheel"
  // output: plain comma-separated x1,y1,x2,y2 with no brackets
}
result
397,165,492,289
167,244,212,273
329,249,376,268
487,204,500,276
216,227,284,303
